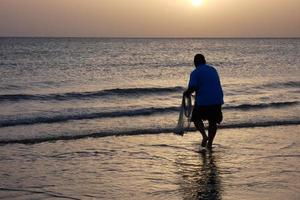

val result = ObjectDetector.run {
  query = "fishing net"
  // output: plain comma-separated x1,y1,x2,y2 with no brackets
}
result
174,93,194,136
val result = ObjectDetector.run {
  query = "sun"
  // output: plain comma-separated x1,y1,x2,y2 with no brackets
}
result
192,0,203,6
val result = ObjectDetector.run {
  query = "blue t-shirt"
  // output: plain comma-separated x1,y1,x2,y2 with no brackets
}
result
188,64,224,106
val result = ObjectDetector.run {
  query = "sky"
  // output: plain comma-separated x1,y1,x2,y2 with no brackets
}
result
0,0,299,37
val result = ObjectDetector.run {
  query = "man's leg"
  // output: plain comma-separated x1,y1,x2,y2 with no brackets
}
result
194,120,208,147
207,121,217,148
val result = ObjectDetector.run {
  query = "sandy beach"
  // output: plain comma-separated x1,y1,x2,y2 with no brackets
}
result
0,125,299,200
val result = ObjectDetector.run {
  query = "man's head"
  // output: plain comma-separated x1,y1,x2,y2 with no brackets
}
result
194,54,206,67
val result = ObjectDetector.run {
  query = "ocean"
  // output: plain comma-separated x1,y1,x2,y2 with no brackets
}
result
0,38,299,199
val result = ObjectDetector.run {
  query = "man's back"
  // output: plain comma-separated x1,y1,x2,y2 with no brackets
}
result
188,64,224,106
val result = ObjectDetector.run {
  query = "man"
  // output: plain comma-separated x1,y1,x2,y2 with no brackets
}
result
184,54,224,148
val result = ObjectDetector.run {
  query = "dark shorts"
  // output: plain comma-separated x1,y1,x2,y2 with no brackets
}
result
191,104,223,124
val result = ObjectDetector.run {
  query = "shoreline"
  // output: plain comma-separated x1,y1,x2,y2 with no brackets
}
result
0,121,299,145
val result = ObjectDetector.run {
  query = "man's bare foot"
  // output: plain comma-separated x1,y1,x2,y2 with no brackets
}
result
207,140,213,149
201,137,208,147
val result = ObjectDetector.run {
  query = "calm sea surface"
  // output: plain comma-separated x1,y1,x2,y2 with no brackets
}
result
0,38,299,199
0,38,299,143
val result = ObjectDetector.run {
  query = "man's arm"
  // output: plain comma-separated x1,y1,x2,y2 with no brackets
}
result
185,70,197,96
184,87,196,96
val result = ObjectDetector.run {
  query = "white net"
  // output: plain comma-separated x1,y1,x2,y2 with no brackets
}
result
174,94,193,136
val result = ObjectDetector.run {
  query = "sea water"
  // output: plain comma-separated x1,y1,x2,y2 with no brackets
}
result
0,38,299,199
0,38,299,143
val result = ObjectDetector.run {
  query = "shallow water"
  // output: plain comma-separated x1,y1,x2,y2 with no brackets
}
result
0,126,299,200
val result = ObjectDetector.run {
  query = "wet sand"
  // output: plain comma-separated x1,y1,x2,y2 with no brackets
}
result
0,125,299,200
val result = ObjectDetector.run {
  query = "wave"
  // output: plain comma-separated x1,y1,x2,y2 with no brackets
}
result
0,119,299,145
0,86,184,102
0,107,179,127
1,81,298,103
262,81,300,89
225,101,299,110
1,101,298,128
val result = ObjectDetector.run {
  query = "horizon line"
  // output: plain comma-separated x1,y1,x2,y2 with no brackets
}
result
0,36,299,39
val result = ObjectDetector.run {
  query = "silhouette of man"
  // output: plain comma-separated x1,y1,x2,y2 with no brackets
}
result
184,54,224,148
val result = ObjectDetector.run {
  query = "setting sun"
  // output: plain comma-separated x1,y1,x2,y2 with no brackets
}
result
192,0,203,6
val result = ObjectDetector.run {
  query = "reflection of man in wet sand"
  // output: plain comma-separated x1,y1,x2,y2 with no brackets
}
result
184,54,224,148
178,150,222,200
197,151,222,200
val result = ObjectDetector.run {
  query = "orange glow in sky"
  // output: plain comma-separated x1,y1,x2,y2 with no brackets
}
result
0,0,299,37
